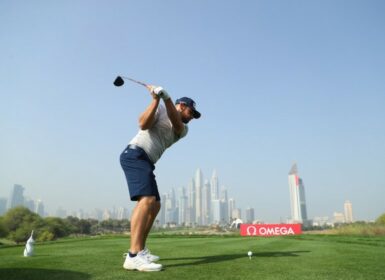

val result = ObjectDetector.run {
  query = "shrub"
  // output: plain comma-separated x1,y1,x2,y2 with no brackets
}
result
0,217,9,238
37,230,55,241
2,207,42,243
8,226,34,244
43,217,72,238
375,213,385,225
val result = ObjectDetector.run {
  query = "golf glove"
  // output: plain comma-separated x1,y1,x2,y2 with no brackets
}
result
153,86,170,101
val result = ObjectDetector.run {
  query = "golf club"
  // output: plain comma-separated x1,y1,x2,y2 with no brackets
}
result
113,75,149,88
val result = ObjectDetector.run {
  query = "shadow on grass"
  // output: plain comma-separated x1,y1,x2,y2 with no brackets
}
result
0,268,91,280
163,251,311,268
254,251,311,257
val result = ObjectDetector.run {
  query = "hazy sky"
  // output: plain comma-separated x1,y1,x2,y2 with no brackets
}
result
1,0,384,222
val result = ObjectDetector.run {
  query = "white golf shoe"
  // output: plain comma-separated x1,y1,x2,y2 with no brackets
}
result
123,251,162,272
142,248,160,262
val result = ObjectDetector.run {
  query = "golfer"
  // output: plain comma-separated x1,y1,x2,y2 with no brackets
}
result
120,85,201,272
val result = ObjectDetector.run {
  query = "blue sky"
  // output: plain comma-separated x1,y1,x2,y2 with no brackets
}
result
1,0,384,222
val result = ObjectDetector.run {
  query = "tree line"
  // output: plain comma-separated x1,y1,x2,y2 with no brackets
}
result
0,207,130,243
1,207,385,243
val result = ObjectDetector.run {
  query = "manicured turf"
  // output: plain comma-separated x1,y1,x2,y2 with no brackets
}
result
1,234,384,280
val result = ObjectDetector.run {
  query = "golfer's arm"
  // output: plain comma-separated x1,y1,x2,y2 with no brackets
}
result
163,98,184,136
139,98,160,130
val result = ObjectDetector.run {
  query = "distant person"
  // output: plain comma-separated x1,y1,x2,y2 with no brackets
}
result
120,84,201,271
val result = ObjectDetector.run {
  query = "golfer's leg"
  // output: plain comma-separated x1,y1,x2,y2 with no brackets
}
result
142,201,161,248
130,196,157,253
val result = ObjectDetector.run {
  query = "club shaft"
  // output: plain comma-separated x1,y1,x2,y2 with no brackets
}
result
121,76,148,87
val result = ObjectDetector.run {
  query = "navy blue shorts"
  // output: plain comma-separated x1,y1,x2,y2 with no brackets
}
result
120,145,160,201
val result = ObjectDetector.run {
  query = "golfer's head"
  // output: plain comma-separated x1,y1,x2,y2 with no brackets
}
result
175,97,201,124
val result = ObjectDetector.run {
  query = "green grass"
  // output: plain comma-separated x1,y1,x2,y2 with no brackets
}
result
1,234,385,280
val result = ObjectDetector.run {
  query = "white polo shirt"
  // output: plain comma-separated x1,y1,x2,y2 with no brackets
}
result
129,104,188,163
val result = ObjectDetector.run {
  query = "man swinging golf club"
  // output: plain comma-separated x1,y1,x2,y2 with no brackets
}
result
120,81,201,271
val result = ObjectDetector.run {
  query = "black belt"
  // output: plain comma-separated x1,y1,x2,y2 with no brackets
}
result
127,144,142,150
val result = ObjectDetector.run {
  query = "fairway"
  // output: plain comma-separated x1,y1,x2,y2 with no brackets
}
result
1,234,384,280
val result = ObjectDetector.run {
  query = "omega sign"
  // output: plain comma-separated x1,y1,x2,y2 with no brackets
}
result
240,224,302,236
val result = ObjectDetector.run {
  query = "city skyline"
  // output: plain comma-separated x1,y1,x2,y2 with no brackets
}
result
0,165,367,225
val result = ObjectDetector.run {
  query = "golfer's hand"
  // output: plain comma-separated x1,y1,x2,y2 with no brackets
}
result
147,85,170,101
146,85,161,99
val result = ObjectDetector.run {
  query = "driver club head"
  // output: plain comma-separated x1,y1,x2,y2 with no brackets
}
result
113,76,124,87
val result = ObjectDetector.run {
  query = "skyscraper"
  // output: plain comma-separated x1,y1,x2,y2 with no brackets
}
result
288,163,308,224
245,207,255,223
187,178,195,225
344,200,353,223
8,184,25,209
116,207,129,220
24,198,35,212
228,198,236,220
232,208,242,220
195,168,203,225
165,188,177,224
333,212,344,224
211,199,221,224
220,187,229,223
298,178,308,221
210,169,219,200
178,187,188,225
201,180,211,225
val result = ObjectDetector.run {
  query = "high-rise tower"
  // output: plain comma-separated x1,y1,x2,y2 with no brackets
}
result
228,198,236,220
210,169,219,200
195,168,203,225
201,180,211,225
344,200,353,223
245,207,255,223
178,187,188,225
288,163,308,224
35,199,45,217
220,187,229,223
187,178,196,225
8,184,25,209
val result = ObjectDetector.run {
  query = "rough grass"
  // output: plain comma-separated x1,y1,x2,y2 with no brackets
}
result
330,224,385,236
1,234,385,280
